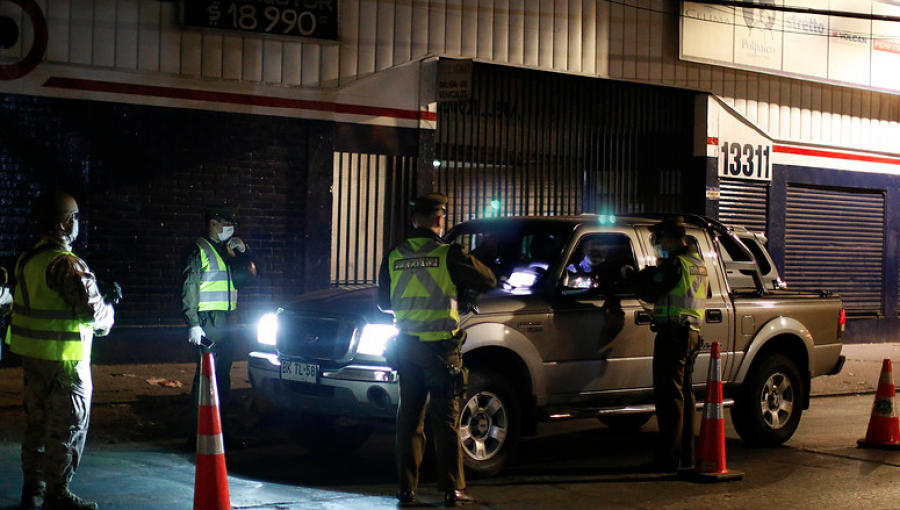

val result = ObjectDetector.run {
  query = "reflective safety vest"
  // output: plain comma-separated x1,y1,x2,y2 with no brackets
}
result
388,237,459,341
6,242,92,361
196,238,237,312
653,250,708,328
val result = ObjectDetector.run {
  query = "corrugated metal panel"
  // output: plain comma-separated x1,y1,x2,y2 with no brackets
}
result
784,186,884,316
718,180,769,234
14,0,900,156
435,63,694,227
331,152,416,286
609,0,900,154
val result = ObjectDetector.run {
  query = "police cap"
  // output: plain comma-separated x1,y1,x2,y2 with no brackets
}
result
410,192,448,213
205,204,239,223
649,216,686,238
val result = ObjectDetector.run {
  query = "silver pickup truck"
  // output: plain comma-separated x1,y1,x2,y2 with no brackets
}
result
248,214,845,477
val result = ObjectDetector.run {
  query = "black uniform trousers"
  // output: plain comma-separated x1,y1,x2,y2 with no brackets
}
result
191,310,238,415
652,323,701,469
395,334,465,493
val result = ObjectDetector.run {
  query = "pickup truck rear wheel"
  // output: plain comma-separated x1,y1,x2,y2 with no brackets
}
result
459,370,520,479
731,354,804,446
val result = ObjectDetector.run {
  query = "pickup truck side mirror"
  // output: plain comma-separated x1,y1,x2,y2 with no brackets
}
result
724,260,766,294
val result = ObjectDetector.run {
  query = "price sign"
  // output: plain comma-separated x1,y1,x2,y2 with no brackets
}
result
182,0,338,41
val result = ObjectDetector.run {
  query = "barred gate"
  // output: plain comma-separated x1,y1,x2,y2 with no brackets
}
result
330,152,417,286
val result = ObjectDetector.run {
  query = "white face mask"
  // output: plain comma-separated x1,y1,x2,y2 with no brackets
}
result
62,219,79,245
217,225,234,242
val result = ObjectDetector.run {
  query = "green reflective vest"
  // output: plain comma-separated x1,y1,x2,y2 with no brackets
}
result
6,242,92,361
388,237,459,341
196,238,237,312
653,250,708,328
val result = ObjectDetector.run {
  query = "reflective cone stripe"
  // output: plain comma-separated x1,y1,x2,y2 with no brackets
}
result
696,342,728,475
857,359,900,449
194,352,232,510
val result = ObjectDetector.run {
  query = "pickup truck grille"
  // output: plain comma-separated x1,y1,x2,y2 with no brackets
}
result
276,315,357,361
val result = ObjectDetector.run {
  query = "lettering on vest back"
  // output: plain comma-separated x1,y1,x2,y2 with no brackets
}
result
393,257,440,270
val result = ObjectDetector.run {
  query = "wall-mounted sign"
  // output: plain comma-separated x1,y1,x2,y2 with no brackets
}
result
437,59,473,103
181,0,338,41
680,0,900,95
698,96,773,182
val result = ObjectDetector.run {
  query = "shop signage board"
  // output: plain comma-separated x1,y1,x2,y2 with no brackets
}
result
680,0,900,94
181,0,339,41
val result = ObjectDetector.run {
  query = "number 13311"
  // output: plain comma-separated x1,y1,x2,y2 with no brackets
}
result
720,142,771,181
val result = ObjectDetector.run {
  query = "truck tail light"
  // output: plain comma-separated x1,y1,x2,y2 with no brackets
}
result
839,308,846,333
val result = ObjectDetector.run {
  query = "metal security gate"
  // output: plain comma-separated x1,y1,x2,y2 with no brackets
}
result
331,152,416,286
719,180,769,234
784,185,885,316
435,63,695,227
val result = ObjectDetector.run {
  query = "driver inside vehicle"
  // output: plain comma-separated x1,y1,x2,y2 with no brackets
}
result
565,235,635,294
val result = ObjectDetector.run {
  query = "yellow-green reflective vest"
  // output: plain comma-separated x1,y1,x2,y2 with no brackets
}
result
653,251,708,328
6,243,92,361
388,237,459,341
196,238,237,312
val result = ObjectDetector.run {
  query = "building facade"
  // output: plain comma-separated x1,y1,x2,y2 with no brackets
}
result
1,0,898,354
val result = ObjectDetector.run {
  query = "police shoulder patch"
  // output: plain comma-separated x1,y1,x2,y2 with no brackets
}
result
690,265,708,276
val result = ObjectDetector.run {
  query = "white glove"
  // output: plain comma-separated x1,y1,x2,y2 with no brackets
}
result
0,286,11,307
227,237,246,253
188,325,206,345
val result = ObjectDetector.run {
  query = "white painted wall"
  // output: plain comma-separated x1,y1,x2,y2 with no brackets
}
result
1,0,897,155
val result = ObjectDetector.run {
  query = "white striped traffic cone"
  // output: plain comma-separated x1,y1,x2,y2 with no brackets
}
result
857,359,900,449
194,351,232,510
692,342,742,482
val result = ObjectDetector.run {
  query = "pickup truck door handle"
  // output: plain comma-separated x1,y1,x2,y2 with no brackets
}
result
635,310,653,325
706,309,723,323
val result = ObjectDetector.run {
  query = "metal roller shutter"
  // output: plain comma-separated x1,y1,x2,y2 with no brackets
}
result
784,185,885,316
719,180,769,234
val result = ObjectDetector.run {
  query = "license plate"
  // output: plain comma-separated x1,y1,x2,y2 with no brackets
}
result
281,360,318,383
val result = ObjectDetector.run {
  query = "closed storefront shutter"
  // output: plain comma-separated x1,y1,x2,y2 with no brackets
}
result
718,180,769,234
785,185,885,316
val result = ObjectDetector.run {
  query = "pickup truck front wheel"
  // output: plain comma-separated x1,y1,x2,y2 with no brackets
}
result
731,354,805,446
459,370,520,479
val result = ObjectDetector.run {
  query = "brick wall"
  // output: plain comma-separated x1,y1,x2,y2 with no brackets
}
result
0,94,327,363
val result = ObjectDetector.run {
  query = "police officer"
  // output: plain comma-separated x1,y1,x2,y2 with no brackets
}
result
6,191,115,510
377,193,496,507
181,205,255,446
638,216,708,473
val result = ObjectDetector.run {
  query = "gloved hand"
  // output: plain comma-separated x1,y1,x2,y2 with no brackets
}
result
188,325,206,346
227,237,246,253
97,281,123,306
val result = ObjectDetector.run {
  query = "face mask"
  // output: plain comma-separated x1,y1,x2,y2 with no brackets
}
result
217,225,235,242
660,250,669,259
62,220,79,245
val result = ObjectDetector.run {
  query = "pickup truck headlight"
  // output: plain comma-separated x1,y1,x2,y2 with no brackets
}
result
358,324,399,356
257,312,279,346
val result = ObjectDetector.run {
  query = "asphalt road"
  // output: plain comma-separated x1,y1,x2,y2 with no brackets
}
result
2,343,900,509
1,392,899,510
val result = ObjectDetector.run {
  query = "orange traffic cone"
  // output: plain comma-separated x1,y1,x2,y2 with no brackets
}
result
857,359,900,449
692,342,743,482
194,352,232,510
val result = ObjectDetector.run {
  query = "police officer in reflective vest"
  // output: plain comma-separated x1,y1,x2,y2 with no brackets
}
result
377,193,496,507
638,216,708,473
6,191,115,510
181,204,255,445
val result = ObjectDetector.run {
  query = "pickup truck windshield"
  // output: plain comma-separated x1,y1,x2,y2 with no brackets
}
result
445,219,577,282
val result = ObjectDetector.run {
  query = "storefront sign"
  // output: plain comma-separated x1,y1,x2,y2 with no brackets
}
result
680,0,900,94
699,96,773,182
437,59,473,103
181,0,338,41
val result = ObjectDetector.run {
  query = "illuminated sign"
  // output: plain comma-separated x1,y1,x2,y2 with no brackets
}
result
181,0,338,41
